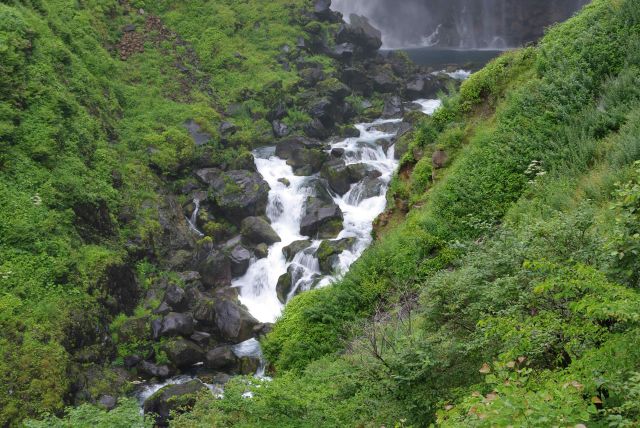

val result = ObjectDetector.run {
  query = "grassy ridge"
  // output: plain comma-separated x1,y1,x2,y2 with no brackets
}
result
169,1,640,426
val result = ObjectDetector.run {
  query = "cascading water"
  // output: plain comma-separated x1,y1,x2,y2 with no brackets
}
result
331,0,588,49
186,198,204,237
234,100,442,323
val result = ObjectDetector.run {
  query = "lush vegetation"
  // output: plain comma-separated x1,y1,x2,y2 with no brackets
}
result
0,0,315,425
170,0,640,426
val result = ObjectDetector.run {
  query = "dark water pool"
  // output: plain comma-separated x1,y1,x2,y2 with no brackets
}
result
385,48,507,70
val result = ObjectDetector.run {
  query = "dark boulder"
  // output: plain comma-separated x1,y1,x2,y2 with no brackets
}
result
372,67,400,93
328,42,355,61
159,312,194,337
300,197,343,238
308,97,336,128
321,159,352,195
275,137,328,173
341,66,373,95
241,217,281,245
331,147,345,158
229,245,252,277
282,239,313,262
197,250,232,289
139,361,171,379
163,338,205,368
315,238,356,274
164,285,188,312
205,345,238,371
299,67,325,87
143,380,207,425
190,331,213,348
198,170,269,220
214,297,260,343
304,118,332,140
336,14,383,53
276,270,293,304
192,296,217,327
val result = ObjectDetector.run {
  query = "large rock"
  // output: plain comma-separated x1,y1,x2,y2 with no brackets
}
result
321,159,351,195
276,270,293,304
158,312,194,338
197,249,232,289
163,338,205,368
143,380,207,425
196,169,269,219
308,97,336,128
282,239,312,262
272,120,290,138
300,196,343,239
241,217,281,245
183,120,211,146
163,284,188,312
205,345,238,371
336,14,383,53
315,238,356,274
341,66,374,95
382,95,404,118
372,66,400,93
275,137,328,172
405,74,440,99
138,361,171,379
214,297,259,343
229,245,252,276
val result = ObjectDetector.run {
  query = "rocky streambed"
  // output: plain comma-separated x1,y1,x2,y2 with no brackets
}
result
132,97,442,423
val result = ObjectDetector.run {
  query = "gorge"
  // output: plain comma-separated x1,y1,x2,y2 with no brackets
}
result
3,0,640,427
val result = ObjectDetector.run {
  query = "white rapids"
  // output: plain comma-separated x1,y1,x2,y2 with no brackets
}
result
234,99,442,323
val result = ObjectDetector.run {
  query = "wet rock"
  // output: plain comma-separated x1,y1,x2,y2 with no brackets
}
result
159,312,194,337
405,74,440,99
198,250,232,289
98,395,117,411
183,120,211,146
163,338,205,368
143,380,206,425
254,243,269,259
278,177,291,187
276,137,328,172
139,360,171,379
241,216,281,245
347,163,379,182
313,0,332,18
336,14,383,53
229,245,252,276
315,238,356,274
300,196,343,238
239,356,261,375
253,323,273,338
276,270,293,304
205,345,238,371
331,147,345,158
382,95,404,118
308,97,336,128
164,284,188,312
321,159,352,195
357,176,385,201
303,118,332,140
214,297,259,343
341,125,361,138
282,239,313,262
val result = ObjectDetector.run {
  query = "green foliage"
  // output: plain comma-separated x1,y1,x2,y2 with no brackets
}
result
25,398,151,428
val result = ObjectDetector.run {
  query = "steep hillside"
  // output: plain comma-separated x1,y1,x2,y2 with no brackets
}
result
165,0,640,426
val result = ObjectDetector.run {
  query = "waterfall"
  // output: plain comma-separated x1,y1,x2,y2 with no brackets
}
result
234,100,442,323
186,198,204,237
331,0,589,49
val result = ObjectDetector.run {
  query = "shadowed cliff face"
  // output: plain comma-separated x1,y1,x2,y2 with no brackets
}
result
332,0,589,49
